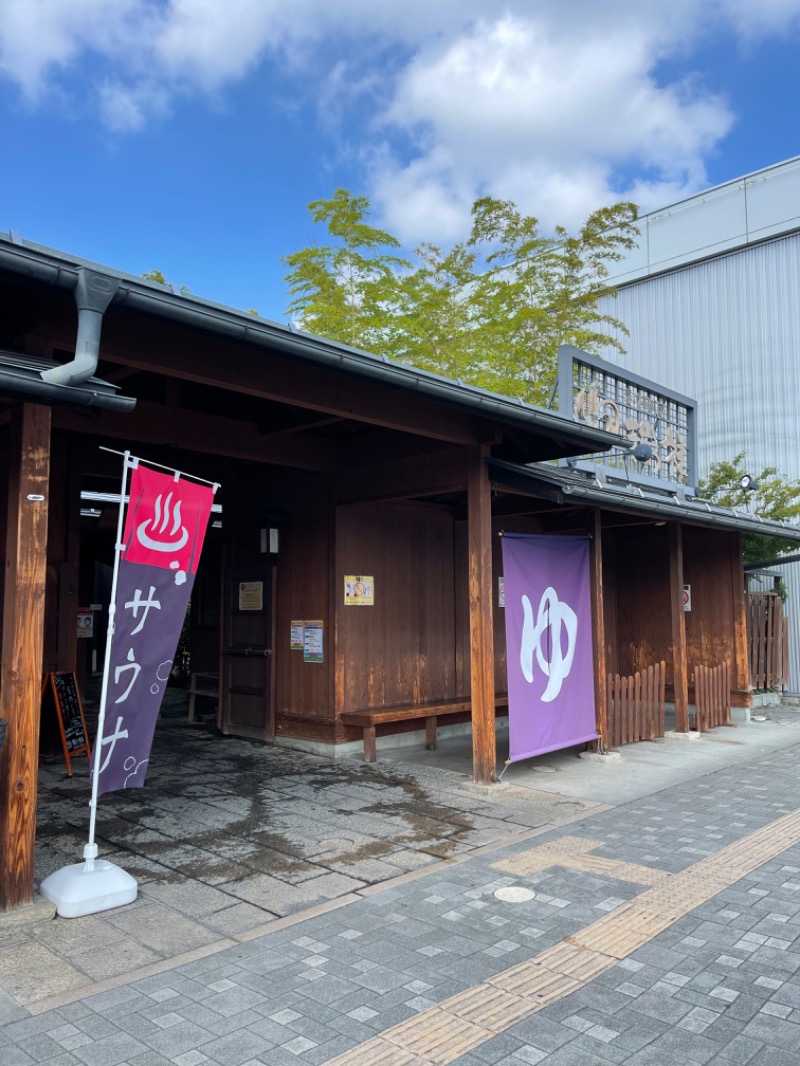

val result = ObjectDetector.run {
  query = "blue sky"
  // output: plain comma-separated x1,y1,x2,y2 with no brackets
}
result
2,1,800,322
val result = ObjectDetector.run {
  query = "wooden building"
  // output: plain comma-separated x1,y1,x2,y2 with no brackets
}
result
0,234,623,909
2,235,798,912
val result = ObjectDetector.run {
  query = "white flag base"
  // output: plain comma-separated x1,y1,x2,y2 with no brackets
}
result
40,858,138,918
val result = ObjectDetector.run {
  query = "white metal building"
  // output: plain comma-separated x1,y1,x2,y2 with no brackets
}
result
598,155,800,689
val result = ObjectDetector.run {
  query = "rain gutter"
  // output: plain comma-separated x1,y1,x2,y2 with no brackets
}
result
0,235,622,457
0,360,135,412
488,459,800,543
744,553,800,571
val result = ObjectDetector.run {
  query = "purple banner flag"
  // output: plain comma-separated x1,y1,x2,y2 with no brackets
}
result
97,464,213,795
501,533,597,762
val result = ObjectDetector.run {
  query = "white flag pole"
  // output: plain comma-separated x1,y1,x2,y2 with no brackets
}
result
40,451,138,917
85,450,135,867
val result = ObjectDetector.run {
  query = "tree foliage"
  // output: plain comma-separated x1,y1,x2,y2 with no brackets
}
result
699,452,800,565
283,189,409,352
142,269,191,296
283,189,638,405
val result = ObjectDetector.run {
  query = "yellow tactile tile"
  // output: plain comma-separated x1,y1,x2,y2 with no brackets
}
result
535,942,615,982
323,806,800,1066
487,960,581,1003
324,1036,422,1066
385,1009,489,1064
493,835,671,887
567,854,672,886
443,985,532,1030
492,836,598,876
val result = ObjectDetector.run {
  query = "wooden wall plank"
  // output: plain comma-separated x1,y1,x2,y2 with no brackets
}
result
0,403,52,910
336,501,458,713
683,527,751,708
249,466,333,725
609,524,671,680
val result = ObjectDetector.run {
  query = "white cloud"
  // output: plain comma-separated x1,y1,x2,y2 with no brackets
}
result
373,12,736,239
2,0,800,238
0,0,152,100
98,78,171,133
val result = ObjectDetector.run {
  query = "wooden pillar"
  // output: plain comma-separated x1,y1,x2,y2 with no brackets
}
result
730,532,751,705
468,445,495,784
589,508,608,751
669,522,689,733
0,403,52,910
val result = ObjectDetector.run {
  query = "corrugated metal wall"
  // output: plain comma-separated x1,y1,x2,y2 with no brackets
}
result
599,232,800,690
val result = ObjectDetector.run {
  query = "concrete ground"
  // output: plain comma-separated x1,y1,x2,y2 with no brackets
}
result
2,698,800,1064
380,705,800,806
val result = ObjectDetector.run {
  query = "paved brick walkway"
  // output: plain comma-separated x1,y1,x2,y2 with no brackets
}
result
4,722,800,1064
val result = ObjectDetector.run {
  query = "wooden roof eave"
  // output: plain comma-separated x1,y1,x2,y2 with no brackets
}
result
0,233,622,463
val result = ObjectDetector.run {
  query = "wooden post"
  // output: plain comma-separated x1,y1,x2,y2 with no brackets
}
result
467,445,495,784
0,403,52,910
730,532,751,705
588,508,608,751
669,522,690,733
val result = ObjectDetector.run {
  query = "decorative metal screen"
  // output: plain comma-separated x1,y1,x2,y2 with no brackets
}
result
558,345,698,489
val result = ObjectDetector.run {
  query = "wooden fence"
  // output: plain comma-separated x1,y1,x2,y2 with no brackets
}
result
695,662,731,732
606,661,665,748
746,591,787,691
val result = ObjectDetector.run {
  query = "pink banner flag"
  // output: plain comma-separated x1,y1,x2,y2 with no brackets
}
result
96,464,213,795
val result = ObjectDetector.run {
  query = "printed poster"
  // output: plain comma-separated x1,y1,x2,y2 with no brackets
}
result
344,576,374,605
303,620,324,663
290,621,305,650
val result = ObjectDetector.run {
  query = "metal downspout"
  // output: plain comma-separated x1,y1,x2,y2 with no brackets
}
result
40,268,120,387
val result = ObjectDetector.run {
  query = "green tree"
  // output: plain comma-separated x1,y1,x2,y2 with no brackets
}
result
283,189,639,405
387,242,483,380
142,269,191,296
467,198,639,404
283,189,410,351
699,452,800,565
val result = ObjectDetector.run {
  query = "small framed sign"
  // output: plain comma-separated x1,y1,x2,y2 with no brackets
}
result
238,580,263,612
344,576,374,605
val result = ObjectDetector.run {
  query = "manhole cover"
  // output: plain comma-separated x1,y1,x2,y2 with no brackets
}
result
494,887,536,903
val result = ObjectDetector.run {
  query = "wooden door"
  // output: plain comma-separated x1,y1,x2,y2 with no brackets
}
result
220,567,275,741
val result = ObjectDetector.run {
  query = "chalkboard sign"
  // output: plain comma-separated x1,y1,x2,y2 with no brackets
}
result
42,672,91,776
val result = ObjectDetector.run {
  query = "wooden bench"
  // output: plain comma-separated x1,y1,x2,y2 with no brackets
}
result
341,695,508,762
188,672,219,722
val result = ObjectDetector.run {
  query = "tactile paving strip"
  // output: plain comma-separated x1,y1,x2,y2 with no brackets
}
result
492,835,670,886
324,807,800,1065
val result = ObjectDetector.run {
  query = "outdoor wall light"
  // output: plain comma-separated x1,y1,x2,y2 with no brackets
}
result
738,474,759,491
631,442,654,463
260,527,280,555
